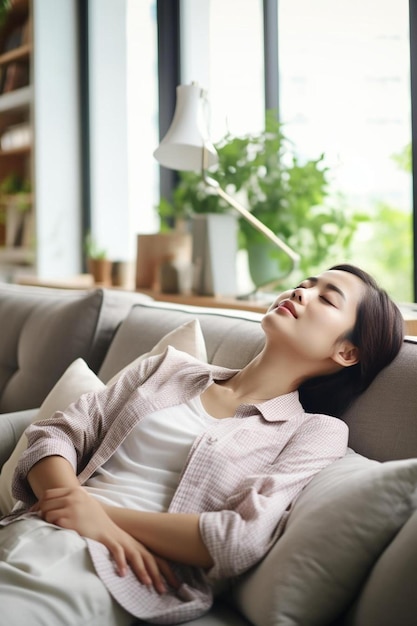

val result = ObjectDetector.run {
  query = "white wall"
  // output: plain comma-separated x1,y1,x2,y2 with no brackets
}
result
32,0,82,277
89,0,131,261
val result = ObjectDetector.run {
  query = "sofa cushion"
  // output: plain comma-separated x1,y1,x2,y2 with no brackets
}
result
0,283,148,413
0,408,38,471
345,508,417,626
105,318,208,384
231,450,417,626
0,358,105,514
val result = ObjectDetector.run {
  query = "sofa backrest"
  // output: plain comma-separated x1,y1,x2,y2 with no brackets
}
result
98,301,417,463
0,283,149,413
98,301,266,382
343,339,417,461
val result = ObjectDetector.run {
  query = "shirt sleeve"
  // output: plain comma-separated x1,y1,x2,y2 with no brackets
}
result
199,414,348,579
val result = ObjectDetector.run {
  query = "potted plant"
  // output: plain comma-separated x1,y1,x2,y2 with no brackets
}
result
0,173,32,247
157,111,363,287
84,233,112,285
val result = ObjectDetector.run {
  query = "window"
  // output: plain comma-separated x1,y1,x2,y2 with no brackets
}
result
88,0,159,265
127,0,159,235
181,0,265,140
278,0,412,300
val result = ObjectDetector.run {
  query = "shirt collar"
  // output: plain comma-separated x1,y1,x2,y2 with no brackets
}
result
206,362,305,423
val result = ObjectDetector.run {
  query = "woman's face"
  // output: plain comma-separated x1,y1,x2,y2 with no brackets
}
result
263,269,365,367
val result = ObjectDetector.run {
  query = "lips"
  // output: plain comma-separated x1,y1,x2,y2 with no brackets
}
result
277,300,297,318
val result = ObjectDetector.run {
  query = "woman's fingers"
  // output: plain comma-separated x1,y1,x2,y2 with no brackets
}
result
155,556,181,590
105,539,128,578
127,544,167,594
36,487,178,594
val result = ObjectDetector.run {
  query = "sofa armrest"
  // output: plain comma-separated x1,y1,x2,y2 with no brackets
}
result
0,408,38,470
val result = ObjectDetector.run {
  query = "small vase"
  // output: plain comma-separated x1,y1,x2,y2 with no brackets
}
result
88,258,112,286
191,213,238,296
136,232,192,291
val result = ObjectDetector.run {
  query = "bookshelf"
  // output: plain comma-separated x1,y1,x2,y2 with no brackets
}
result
0,0,33,279
0,0,82,283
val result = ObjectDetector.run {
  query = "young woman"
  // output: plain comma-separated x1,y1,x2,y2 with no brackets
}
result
0,264,404,626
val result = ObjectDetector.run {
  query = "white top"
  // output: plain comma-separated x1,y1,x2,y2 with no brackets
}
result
85,395,217,511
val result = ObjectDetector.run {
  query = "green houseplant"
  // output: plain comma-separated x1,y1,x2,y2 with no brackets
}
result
157,111,363,286
0,174,32,247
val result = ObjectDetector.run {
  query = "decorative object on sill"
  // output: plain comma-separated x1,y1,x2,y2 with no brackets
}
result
153,82,300,295
111,260,133,289
159,255,193,295
154,83,363,292
84,233,112,286
135,232,192,293
191,213,238,296
87,258,112,286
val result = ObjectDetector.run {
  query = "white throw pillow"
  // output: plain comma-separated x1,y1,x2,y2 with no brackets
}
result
0,319,207,514
231,449,417,626
0,358,105,514
106,318,208,385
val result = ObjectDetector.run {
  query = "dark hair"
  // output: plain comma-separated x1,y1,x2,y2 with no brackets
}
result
299,264,404,417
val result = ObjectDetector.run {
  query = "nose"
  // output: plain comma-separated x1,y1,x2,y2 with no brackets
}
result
291,287,306,304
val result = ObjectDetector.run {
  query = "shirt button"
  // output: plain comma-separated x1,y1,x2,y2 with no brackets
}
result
207,436,217,444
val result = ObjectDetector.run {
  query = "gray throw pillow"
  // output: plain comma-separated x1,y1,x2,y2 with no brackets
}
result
231,450,417,626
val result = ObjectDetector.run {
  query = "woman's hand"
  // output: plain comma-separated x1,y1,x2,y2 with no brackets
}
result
36,486,179,593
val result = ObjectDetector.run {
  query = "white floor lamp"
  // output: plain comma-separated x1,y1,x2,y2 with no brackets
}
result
154,82,300,295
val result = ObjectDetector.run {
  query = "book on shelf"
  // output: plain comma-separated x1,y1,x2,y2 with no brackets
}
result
0,121,31,150
0,60,29,93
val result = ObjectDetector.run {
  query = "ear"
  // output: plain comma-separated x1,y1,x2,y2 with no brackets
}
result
331,340,360,368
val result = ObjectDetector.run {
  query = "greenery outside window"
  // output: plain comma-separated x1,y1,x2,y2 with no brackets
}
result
278,0,412,301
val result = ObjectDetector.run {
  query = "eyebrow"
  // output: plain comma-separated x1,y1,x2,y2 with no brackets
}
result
305,276,346,301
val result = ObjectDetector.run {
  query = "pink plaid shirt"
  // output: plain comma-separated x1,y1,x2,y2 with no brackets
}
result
10,348,348,624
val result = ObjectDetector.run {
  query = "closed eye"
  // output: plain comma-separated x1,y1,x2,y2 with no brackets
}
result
320,295,336,306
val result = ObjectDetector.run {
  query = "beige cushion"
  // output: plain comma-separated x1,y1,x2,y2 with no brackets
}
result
0,359,105,514
231,450,417,626
0,319,207,515
106,318,207,385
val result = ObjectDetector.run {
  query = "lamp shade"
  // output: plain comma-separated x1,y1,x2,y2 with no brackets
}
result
153,83,218,172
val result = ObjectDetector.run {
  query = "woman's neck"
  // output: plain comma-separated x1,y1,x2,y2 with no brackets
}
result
201,348,307,419
219,349,302,403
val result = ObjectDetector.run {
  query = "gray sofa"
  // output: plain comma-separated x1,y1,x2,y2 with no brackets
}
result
0,283,416,626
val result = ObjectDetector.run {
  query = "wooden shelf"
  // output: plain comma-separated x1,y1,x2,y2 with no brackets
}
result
0,86,31,113
0,246,33,265
0,42,31,66
135,289,271,314
0,145,30,157
0,0,82,279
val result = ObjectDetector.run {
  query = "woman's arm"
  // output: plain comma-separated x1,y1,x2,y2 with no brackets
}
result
30,457,212,568
30,459,179,593
28,455,80,497
32,464,213,569
102,506,213,568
